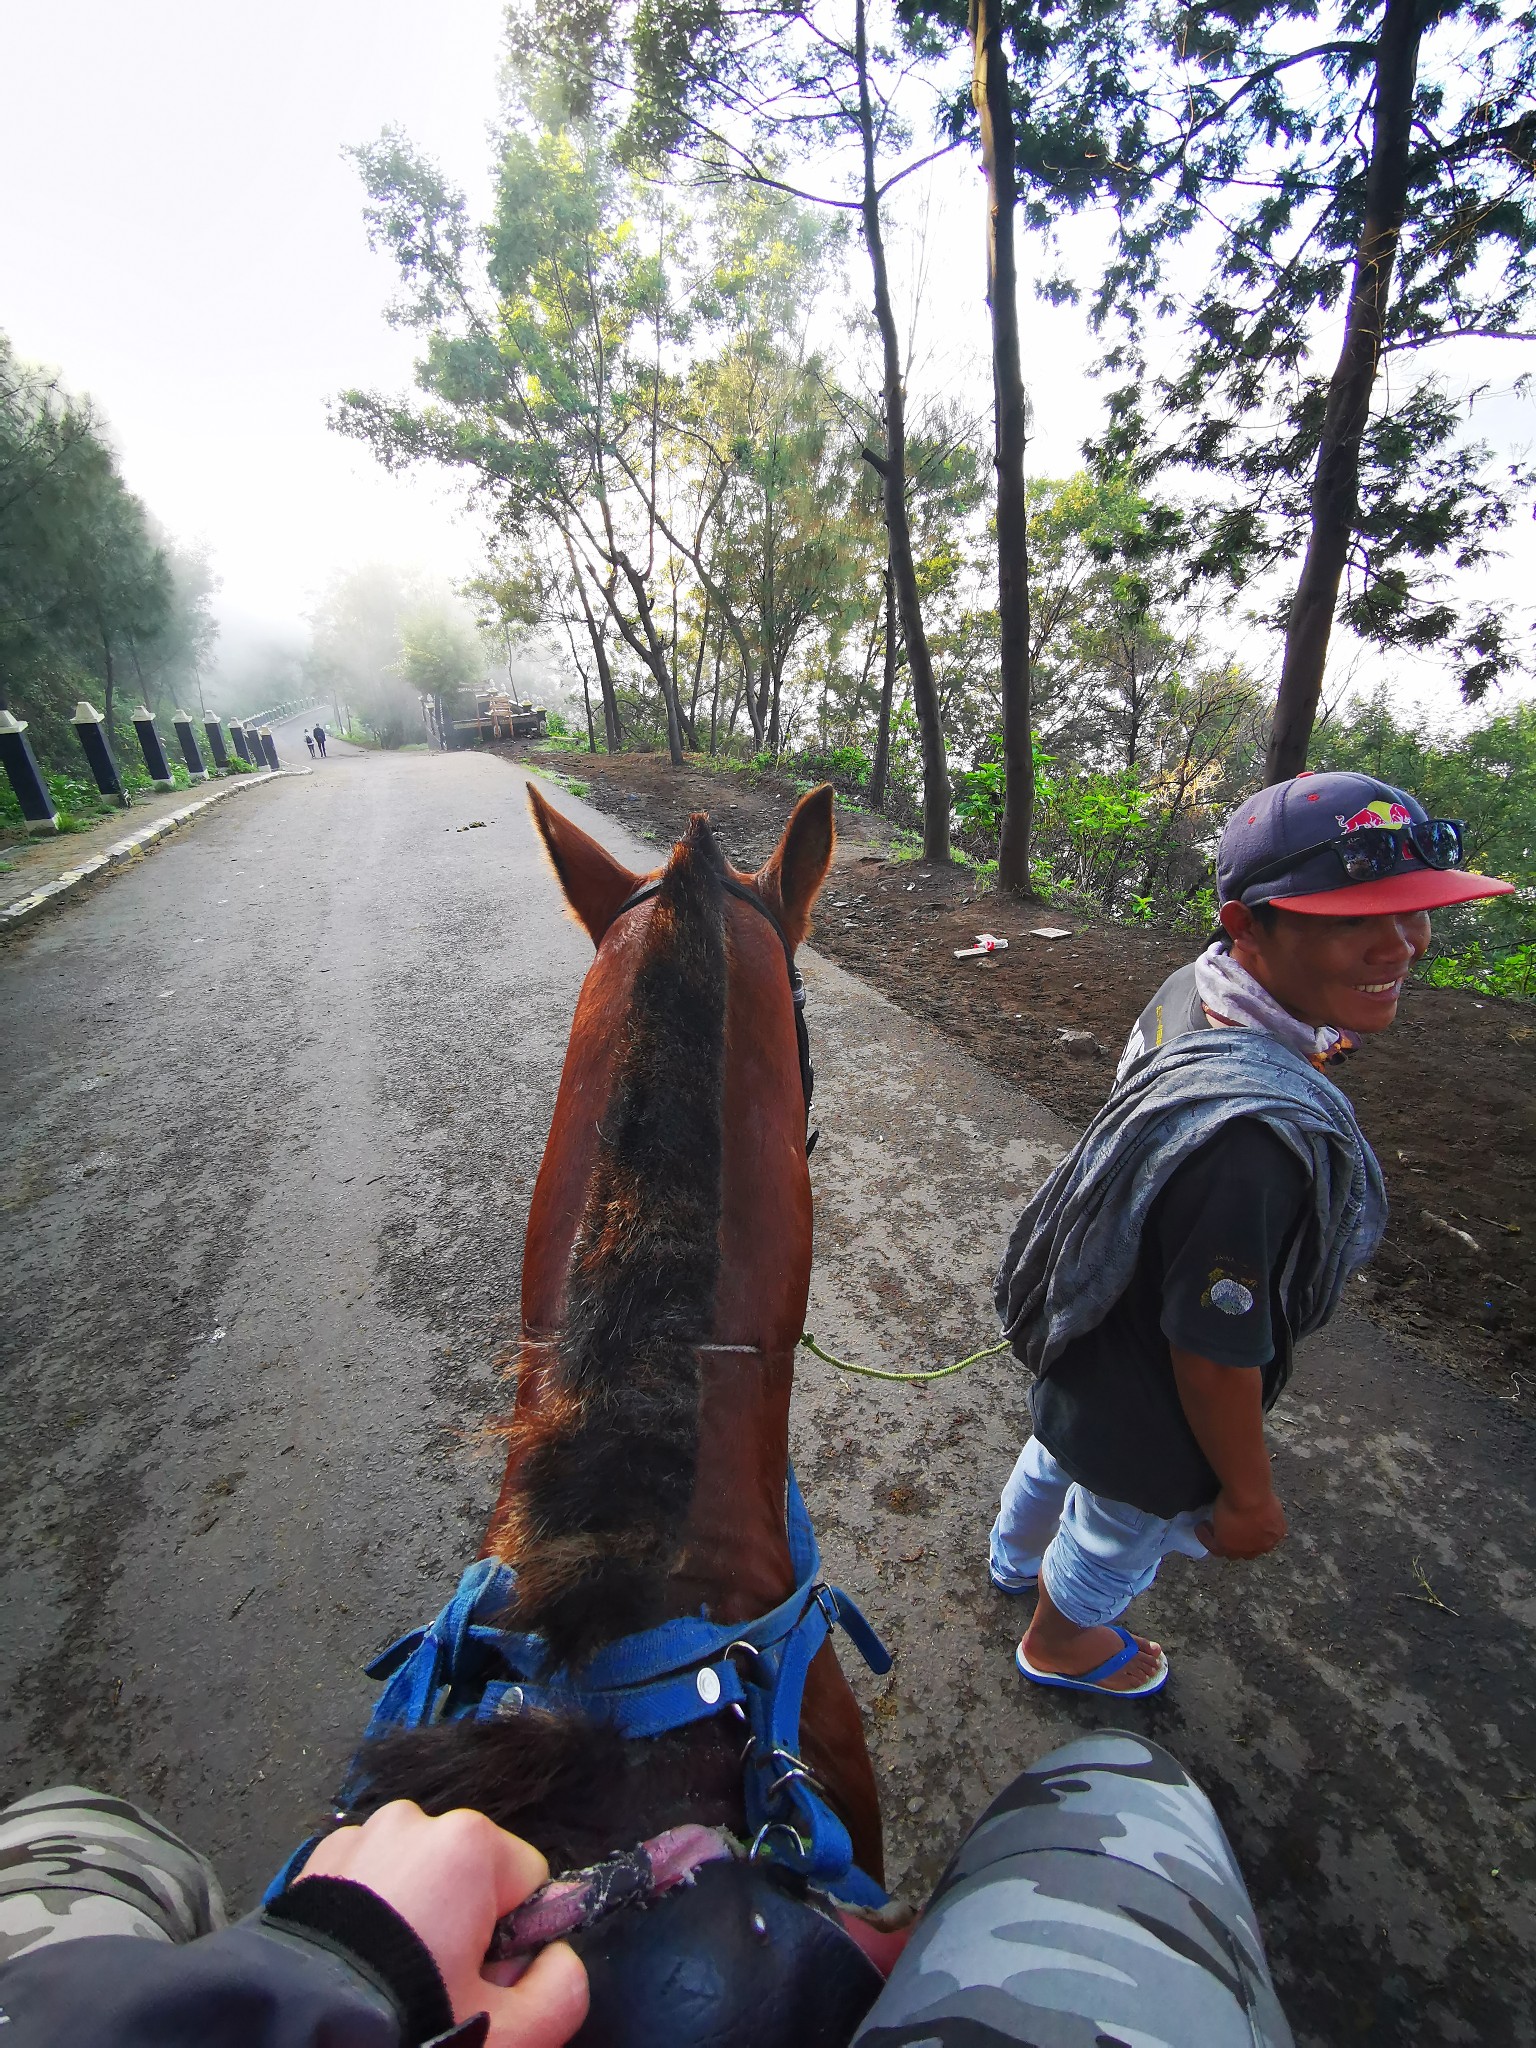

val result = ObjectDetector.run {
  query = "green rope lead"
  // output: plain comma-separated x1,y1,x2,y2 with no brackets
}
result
798,1331,1013,1384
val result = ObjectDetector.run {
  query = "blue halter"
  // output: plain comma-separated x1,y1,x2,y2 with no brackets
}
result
266,1466,891,1910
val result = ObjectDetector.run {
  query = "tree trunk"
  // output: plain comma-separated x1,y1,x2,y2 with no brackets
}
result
610,551,685,765
101,627,117,737
868,558,897,809
1265,0,1422,783
563,532,623,751
708,621,725,755
687,590,711,737
855,0,949,859
973,0,1034,892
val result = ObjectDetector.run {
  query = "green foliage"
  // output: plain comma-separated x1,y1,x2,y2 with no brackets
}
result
826,744,869,786
1421,943,1536,1003
1311,690,1536,979
796,742,871,791
1082,0,1536,700
546,710,573,739
1,333,216,769
395,607,481,701
0,768,112,833
1177,884,1219,937
954,761,1005,839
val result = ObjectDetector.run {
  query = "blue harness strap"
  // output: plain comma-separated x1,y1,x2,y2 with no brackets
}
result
312,1466,892,1909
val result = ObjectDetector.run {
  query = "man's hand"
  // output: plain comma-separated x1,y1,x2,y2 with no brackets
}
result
1197,1487,1288,1560
300,1801,588,2048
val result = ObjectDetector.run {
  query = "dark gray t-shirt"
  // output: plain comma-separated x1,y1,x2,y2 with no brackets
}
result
1030,956,1309,1516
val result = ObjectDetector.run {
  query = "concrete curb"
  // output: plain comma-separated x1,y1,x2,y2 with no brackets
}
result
1,769,289,933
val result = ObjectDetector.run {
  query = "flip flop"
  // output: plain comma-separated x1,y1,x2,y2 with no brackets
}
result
989,1568,1038,1595
1015,1626,1169,1698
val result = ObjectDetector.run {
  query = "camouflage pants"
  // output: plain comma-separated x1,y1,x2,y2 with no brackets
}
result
852,1731,1294,2048
0,1785,226,1964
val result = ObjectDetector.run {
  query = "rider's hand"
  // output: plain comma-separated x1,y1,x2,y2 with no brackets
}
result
1196,1487,1288,1560
299,1801,588,2048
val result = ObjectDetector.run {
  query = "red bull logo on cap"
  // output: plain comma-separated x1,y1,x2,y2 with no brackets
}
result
1338,798,1412,833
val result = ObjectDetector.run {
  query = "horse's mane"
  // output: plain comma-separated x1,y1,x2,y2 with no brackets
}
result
494,813,728,1670
329,818,739,1857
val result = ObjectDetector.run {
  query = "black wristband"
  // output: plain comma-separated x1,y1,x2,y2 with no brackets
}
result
265,1874,457,2045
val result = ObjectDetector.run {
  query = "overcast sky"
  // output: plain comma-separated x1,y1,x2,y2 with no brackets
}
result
4,0,1530,720
3,0,508,662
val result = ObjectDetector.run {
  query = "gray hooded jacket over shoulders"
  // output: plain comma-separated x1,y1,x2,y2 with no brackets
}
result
995,1029,1388,1378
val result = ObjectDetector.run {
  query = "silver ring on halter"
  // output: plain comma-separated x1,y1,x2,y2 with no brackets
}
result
724,1638,772,1679
749,1819,812,1864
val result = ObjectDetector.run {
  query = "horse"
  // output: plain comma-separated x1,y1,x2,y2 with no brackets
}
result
299,783,900,2043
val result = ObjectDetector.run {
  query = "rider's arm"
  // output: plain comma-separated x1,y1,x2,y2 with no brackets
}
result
0,1803,587,2048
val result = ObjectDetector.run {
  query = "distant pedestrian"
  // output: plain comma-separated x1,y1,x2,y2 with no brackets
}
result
313,724,327,758
304,733,315,759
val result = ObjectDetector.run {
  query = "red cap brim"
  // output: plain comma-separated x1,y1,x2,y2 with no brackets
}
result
1270,869,1516,916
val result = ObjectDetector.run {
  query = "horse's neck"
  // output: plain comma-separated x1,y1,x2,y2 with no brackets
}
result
669,1346,799,1625
510,922,815,1632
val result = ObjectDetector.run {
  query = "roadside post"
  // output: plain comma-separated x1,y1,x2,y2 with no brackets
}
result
203,720,230,771
260,728,279,771
0,709,59,832
132,707,175,790
229,724,252,764
172,711,208,782
244,724,264,766
71,701,131,807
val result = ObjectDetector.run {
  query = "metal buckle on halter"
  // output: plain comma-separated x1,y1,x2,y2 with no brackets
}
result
749,1819,812,1864
767,1759,827,1802
813,1584,842,1633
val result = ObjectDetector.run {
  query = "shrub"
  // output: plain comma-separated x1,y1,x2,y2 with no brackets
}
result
0,768,118,832
954,762,1005,841
1420,941,1536,1002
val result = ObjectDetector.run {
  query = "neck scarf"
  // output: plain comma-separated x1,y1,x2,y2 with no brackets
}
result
1193,941,1354,1069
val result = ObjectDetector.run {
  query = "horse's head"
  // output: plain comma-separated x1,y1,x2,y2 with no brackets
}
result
517,779,835,1407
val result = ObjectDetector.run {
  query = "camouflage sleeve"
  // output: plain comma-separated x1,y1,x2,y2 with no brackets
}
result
852,1732,1294,2048
0,1786,458,2047
0,1919,408,2047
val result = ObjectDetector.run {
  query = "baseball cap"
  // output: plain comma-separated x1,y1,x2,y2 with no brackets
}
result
1217,771,1515,917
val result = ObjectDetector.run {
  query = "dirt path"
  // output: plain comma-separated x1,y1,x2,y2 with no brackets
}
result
522,743,1536,1393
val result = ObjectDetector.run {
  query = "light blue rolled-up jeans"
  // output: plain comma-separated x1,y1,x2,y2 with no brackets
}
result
989,1435,1213,1629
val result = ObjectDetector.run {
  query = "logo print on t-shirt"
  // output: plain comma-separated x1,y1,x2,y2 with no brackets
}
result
1203,1270,1256,1315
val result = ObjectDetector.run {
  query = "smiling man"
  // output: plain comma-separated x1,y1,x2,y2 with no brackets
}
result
988,771,1514,1697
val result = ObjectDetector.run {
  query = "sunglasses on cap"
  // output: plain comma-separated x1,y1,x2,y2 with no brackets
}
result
1240,818,1467,893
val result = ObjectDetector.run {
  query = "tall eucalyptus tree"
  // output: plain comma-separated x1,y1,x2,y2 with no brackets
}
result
626,0,959,855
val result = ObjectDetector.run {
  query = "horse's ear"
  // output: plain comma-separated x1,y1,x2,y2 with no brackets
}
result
755,783,835,950
526,783,642,946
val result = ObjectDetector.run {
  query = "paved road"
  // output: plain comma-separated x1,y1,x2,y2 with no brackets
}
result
1,744,1532,2045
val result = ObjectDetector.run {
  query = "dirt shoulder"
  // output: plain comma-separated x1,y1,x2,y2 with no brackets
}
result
508,743,1536,1391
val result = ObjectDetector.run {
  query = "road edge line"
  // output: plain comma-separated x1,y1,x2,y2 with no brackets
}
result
1,769,288,934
